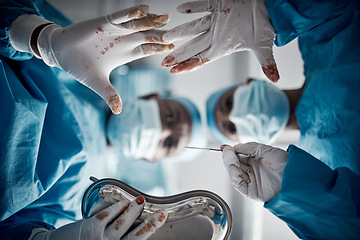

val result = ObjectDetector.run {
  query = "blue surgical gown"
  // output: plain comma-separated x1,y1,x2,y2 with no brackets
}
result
264,0,360,239
0,0,109,239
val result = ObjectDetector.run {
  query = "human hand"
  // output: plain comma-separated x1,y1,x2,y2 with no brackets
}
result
37,5,173,114
221,142,288,202
32,196,167,240
161,0,279,82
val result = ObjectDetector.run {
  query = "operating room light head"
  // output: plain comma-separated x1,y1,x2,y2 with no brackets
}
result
107,96,192,162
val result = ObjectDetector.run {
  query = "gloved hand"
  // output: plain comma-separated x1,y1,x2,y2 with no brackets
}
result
8,5,174,114
221,142,288,202
161,0,279,82
31,196,168,240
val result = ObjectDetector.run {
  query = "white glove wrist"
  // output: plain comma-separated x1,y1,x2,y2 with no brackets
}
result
37,24,63,67
8,14,53,56
28,228,53,240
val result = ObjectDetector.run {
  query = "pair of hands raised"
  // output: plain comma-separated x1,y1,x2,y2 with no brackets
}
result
13,0,278,114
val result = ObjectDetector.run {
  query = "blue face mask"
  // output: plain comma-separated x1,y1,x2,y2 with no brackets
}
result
229,80,290,144
107,99,162,160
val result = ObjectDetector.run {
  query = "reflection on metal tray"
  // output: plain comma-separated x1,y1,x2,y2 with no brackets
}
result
82,176,232,240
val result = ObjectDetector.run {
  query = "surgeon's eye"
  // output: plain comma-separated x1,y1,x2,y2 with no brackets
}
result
166,108,174,123
164,137,173,153
225,96,233,111
228,122,236,135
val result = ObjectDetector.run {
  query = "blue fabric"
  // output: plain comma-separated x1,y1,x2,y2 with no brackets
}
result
268,0,360,175
0,1,108,239
0,0,72,60
264,0,360,239
265,145,360,240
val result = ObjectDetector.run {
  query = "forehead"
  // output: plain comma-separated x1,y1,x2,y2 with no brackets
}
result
156,98,184,111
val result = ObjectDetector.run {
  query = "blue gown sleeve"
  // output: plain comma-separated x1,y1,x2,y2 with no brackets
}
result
264,145,360,240
265,0,353,46
0,215,55,240
0,0,71,60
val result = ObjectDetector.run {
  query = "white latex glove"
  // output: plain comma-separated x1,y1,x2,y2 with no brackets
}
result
9,5,174,114
222,142,288,202
161,0,279,82
31,196,168,240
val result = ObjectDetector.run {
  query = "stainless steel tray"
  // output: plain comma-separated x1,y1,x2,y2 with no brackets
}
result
82,176,232,240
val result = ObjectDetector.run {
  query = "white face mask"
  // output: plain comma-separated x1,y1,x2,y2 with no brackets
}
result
107,99,162,160
229,80,290,144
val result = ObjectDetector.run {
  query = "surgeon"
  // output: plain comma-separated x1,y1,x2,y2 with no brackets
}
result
103,66,206,194
0,0,176,239
206,78,303,145
161,0,360,239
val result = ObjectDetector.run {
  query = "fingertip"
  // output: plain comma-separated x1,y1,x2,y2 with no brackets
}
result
262,63,280,82
158,13,170,23
107,93,122,114
170,66,182,74
128,5,149,19
135,196,146,205
156,209,168,223
161,55,176,67
220,144,231,150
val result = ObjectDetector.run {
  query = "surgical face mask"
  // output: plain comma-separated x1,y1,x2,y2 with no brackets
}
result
107,98,162,160
229,80,290,144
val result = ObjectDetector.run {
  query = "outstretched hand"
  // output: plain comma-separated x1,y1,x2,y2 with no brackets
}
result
37,5,173,114
161,0,279,82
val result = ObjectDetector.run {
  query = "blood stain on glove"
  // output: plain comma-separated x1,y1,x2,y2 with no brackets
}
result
138,14,170,30
170,56,210,74
145,36,161,43
262,59,279,82
162,55,176,67
114,219,125,230
96,27,105,35
135,212,167,236
222,8,230,15
144,44,174,55
158,212,167,222
128,5,148,19
107,91,122,114
136,196,145,205
95,211,109,221
135,220,157,236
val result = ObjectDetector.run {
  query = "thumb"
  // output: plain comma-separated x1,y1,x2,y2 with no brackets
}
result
89,80,122,114
252,46,280,82
233,142,262,157
100,85,122,114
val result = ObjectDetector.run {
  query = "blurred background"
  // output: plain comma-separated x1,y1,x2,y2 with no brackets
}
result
48,0,304,239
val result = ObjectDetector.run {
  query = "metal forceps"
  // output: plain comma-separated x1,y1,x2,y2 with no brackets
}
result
185,146,253,157
185,146,223,152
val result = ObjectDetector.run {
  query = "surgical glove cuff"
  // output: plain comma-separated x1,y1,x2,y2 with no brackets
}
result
28,228,53,240
8,14,53,57
36,24,63,67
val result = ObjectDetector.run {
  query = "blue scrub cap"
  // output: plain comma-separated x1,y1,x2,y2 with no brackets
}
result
206,84,240,145
163,96,207,162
